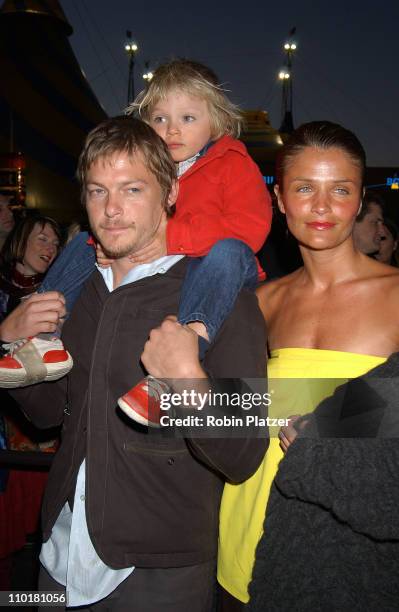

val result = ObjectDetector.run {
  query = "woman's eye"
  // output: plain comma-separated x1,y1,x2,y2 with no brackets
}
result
335,187,349,194
183,115,195,122
152,116,165,124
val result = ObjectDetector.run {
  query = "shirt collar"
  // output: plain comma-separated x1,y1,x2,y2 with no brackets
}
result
176,140,215,177
96,255,184,292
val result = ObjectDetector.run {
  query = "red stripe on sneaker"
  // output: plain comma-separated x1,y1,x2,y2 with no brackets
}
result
0,355,23,369
43,350,70,364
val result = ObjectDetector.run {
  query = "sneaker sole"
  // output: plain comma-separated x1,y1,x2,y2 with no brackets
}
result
117,396,161,428
43,355,74,382
0,355,73,388
0,369,28,386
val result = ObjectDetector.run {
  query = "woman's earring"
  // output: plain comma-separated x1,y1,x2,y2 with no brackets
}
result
357,201,362,216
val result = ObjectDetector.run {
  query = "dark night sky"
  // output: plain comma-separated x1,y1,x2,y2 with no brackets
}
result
60,0,399,167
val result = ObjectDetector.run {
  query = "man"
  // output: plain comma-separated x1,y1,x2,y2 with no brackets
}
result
353,191,385,256
0,192,15,250
1,117,267,611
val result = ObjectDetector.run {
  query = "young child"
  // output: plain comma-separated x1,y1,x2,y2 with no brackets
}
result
118,59,272,424
0,60,272,422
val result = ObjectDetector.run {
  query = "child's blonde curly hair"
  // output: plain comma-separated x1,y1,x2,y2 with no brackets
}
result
126,59,242,139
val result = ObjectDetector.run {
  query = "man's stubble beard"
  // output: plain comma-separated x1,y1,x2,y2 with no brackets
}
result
101,243,135,259
93,227,138,260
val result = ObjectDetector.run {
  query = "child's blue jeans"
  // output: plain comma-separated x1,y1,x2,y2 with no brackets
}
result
38,234,258,358
179,238,258,357
38,232,95,316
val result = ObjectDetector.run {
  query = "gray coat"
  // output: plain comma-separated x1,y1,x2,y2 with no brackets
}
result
249,353,399,612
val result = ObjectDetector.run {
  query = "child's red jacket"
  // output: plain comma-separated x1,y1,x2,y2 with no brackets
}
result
166,135,272,279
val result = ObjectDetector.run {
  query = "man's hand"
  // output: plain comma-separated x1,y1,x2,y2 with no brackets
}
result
0,292,66,342
128,215,168,264
141,316,206,381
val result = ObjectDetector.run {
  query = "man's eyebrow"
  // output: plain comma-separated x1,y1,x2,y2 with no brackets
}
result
119,179,147,186
86,181,105,188
86,179,147,187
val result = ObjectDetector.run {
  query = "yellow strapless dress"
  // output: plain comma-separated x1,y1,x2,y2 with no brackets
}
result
217,348,386,603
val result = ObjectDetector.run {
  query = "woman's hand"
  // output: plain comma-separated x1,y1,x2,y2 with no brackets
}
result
278,415,303,453
0,292,66,342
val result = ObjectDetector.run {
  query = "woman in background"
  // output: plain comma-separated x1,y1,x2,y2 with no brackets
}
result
0,213,61,588
0,213,61,317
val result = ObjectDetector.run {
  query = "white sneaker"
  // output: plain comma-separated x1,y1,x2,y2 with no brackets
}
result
0,336,73,388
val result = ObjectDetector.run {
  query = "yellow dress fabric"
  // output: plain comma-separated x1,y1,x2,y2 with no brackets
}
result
217,347,386,603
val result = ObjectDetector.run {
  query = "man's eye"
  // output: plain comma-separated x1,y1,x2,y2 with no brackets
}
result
335,187,349,194
127,187,140,194
297,185,312,192
88,189,105,197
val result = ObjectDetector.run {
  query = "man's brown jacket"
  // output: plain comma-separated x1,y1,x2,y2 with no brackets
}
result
12,259,268,569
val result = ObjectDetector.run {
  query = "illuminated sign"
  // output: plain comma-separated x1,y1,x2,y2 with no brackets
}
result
263,175,275,185
387,177,399,190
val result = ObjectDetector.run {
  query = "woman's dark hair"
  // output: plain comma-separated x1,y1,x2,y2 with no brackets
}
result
1,212,62,271
276,121,366,189
356,190,385,222
383,217,399,242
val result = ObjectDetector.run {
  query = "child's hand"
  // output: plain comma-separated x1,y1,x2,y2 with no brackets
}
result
95,242,113,268
141,316,205,380
129,215,168,264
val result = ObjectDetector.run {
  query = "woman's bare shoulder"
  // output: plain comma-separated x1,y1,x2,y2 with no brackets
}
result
360,257,399,287
373,261,399,300
368,257,399,277
256,269,302,314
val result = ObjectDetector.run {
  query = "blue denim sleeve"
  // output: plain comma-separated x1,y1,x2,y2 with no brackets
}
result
39,231,96,316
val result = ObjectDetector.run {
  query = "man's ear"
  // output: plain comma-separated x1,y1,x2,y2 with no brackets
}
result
274,185,285,214
167,180,179,208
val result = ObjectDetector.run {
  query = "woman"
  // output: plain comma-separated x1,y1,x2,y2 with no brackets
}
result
0,213,61,586
0,213,61,317
217,122,399,611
